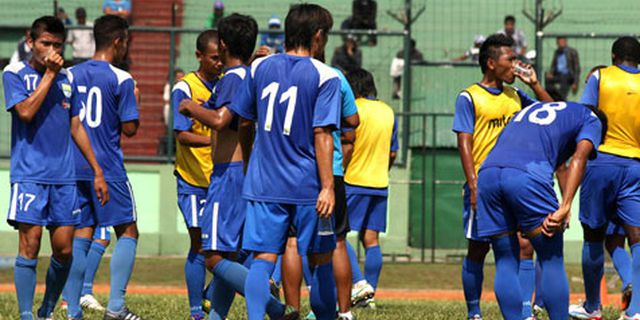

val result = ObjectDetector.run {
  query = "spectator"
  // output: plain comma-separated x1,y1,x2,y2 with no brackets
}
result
331,34,362,74
9,29,31,64
497,15,527,57
206,1,225,28
164,68,186,128
545,36,580,100
453,35,485,63
67,7,95,65
57,7,72,25
103,0,132,21
390,38,424,99
341,0,377,45
259,15,284,54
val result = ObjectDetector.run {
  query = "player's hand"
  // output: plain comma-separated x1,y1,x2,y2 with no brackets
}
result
316,187,335,219
254,46,272,59
44,50,64,74
542,206,570,236
515,61,538,86
93,173,110,206
179,99,197,116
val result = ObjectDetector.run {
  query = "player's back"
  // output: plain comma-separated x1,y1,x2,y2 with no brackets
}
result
234,54,341,205
482,101,602,179
69,60,139,181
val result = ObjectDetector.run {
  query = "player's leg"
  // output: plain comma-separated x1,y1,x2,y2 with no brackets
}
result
580,225,607,315
282,236,303,310
533,259,545,311
361,229,382,291
619,166,640,318
81,229,110,309
37,225,75,318
334,235,353,318
624,225,640,317
605,223,633,310
530,233,569,320
491,234,522,320
518,234,536,319
345,193,367,292
15,223,43,320
62,226,94,319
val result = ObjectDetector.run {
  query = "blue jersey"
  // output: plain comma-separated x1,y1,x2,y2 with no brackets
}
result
3,61,78,184
229,54,341,205
69,60,139,181
333,68,358,177
482,101,602,180
206,65,248,130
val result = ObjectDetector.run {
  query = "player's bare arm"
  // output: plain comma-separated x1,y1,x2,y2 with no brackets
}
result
176,130,210,147
542,140,594,236
341,130,355,170
70,116,109,206
122,120,139,137
238,118,255,173
179,99,233,131
555,162,569,196
13,51,64,123
457,132,477,210
315,126,335,218
343,113,360,129
515,61,554,102
389,151,397,170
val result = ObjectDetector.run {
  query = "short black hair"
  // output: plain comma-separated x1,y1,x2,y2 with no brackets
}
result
583,104,608,146
30,16,65,41
285,4,333,51
479,34,514,74
347,68,377,98
196,29,218,53
612,36,640,64
217,13,258,63
504,15,516,24
76,7,87,18
94,15,129,51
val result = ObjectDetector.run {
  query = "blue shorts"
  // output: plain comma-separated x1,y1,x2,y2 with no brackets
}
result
7,182,78,228
93,226,111,241
177,177,208,229
75,180,137,228
201,162,246,252
346,194,388,233
607,221,626,236
580,164,640,229
462,183,490,242
242,201,336,255
476,167,559,237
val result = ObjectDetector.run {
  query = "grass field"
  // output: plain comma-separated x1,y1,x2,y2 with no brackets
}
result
0,257,629,319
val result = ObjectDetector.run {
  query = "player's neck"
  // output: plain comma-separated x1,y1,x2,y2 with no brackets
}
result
480,74,503,89
286,48,312,57
92,50,115,64
618,61,638,69
195,69,216,82
224,56,244,69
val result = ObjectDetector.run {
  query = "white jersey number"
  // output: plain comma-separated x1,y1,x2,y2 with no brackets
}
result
78,86,103,128
514,102,567,125
261,82,298,136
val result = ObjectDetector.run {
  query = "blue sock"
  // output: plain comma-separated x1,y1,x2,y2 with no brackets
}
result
531,234,569,320
302,255,313,288
309,262,337,320
272,255,282,285
519,258,535,318
185,251,205,316
37,256,72,318
63,237,91,319
534,259,544,308
107,236,137,313
346,241,365,283
204,278,215,301
626,243,640,315
462,257,483,318
610,246,633,289
82,241,106,296
364,245,382,289
245,260,275,320
582,241,604,312
491,235,522,320
14,256,37,320
209,277,236,320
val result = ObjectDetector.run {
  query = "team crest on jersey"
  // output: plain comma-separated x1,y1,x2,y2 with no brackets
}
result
61,83,72,98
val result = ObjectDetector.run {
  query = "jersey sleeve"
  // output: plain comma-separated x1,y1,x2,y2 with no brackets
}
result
515,87,538,108
390,117,399,152
577,109,603,154
580,72,599,107
228,73,256,120
171,81,193,132
2,70,28,111
213,74,243,109
67,77,80,118
338,71,358,118
116,78,139,122
452,92,475,134
313,77,341,129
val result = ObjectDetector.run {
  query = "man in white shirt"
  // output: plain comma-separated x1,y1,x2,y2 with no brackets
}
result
67,7,95,65
497,15,528,57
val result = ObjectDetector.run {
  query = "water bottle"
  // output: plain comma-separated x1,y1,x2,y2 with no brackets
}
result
515,64,532,78
318,217,334,236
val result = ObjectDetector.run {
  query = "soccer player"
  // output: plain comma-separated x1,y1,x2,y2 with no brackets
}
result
569,37,640,320
80,227,112,310
3,16,108,320
229,4,341,320
171,29,221,320
179,14,292,320
340,68,396,310
452,34,553,320
475,100,606,320
63,14,142,320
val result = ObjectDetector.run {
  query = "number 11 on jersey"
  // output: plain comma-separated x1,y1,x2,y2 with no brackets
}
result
261,82,298,136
